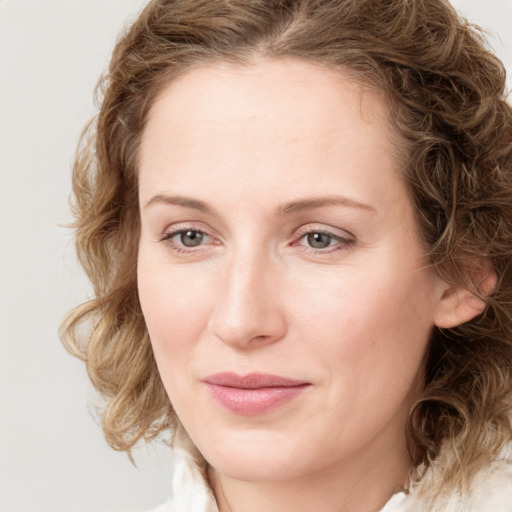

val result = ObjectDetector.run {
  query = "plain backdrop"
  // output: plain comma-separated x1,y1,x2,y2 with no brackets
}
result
0,1,511,511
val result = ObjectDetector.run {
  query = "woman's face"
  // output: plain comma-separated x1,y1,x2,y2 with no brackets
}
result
137,59,444,483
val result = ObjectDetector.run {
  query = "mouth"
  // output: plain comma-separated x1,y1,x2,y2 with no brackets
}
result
203,372,311,416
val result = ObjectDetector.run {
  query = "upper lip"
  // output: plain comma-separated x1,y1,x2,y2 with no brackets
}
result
204,372,310,389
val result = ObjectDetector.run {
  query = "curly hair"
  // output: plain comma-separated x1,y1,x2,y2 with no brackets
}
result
61,0,512,492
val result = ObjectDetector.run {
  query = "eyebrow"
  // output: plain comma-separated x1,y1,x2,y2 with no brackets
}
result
144,194,215,214
276,196,376,215
144,194,375,215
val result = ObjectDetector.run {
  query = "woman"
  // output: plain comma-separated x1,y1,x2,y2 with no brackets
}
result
61,0,512,510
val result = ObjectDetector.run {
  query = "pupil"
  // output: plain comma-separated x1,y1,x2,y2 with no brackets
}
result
181,230,203,247
307,232,330,249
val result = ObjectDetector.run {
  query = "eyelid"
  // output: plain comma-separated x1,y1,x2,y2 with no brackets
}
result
293,223,355,241
291,224,356,254
160,220,216,236
159,222,220,252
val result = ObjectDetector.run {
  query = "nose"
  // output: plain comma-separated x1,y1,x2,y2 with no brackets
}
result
208,251,287,349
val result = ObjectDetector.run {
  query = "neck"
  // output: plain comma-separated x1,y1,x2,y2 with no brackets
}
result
208,436,410,512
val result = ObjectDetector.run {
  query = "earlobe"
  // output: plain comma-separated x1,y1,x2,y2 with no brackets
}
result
433,272,496,329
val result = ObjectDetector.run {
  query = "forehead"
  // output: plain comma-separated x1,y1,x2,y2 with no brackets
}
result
138,58,406,216
142,57,393,147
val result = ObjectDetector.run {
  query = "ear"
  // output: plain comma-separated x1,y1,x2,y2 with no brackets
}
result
433,269,497,329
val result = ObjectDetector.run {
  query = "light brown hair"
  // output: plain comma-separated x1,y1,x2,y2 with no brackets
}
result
61,0,512,491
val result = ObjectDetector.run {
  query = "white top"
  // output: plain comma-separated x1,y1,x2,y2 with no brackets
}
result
146,446,407,512
146,428,512,512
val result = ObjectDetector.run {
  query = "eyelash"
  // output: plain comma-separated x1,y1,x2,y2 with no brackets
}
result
159,225,355,256
292,227,355,255
160,226,216,254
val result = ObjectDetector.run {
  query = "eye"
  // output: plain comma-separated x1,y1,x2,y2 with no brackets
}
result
160,227,215,252
294,226,355,255
177,230,205,247
303,232,336,249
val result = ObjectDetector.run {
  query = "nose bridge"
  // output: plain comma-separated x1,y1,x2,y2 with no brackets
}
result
209,240,286,348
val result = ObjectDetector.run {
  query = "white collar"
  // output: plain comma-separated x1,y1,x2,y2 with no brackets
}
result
147,437,512,512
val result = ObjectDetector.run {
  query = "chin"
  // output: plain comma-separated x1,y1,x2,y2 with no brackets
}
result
209,454,302,483
197,428,307,482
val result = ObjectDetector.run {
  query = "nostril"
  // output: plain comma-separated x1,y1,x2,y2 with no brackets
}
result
250,334,270,343
208,261,287,348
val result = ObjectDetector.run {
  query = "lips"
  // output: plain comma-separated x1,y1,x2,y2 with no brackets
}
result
204,372,310,415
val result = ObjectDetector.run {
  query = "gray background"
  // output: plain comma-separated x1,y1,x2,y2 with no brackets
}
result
0,1,511,510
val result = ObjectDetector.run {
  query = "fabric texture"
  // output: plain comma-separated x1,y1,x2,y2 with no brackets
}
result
146,437,512,512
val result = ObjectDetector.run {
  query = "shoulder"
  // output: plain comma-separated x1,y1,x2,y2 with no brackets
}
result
399,443,512,512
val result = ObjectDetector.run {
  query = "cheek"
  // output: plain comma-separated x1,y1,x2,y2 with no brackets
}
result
289,267,434,450
137,255,214,369
292,261,435,384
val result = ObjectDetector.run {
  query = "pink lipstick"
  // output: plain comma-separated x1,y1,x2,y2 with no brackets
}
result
204,372,310,415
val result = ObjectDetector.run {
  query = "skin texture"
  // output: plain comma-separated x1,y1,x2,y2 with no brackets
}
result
137,58,480,512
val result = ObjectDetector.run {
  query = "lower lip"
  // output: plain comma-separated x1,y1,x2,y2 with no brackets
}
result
205,383,310,415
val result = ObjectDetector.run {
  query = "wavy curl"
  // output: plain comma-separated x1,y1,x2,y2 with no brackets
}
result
61,0,512,492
